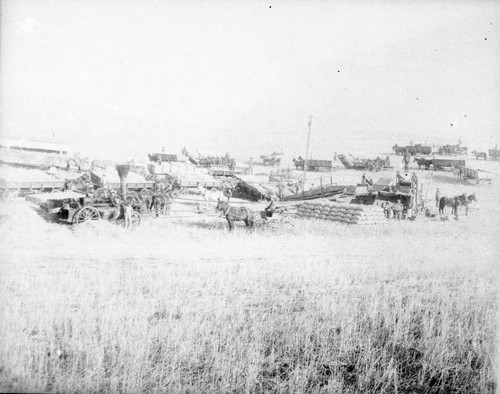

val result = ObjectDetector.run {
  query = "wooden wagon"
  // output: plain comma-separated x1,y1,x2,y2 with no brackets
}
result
489,149,500,160
209,165,234,177
432,158,466,171
0,178,65,200
27,191,141,227
459,166,496,184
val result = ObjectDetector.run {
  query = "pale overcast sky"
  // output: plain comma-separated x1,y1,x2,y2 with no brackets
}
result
1,0,499,161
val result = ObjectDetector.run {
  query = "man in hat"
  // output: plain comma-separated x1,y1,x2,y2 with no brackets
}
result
435,188,441,207
123,201,134,229
411,172,418,191
361,173,367,184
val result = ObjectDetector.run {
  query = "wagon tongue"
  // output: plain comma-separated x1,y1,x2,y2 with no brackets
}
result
116,164,131,199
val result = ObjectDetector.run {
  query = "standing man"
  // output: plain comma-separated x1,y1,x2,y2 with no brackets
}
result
402,149,411,172
248,157,254,175
411,172,418,191
264,197,276,218
435,188,441,208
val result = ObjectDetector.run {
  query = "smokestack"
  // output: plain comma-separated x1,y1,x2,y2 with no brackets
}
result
116,164,131,199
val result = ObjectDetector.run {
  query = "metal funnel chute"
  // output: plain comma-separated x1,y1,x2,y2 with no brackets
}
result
116,164,131,199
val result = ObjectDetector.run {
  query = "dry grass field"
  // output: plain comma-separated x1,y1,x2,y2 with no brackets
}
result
0,158,499,393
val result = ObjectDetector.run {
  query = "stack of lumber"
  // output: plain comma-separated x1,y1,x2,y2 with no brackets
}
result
296,201,386,225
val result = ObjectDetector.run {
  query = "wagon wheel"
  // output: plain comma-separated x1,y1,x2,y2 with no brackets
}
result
253,216,266,228
3,188,19,200
265,218,280,228
51,188,63,193
73,206,100,224
281,215,297,227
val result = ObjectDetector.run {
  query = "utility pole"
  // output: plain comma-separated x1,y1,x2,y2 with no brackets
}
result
302,116,312,195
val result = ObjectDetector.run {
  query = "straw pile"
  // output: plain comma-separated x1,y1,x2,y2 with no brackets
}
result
296,201,386,225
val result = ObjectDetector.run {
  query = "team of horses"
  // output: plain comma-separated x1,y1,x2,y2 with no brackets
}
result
438,193,477,216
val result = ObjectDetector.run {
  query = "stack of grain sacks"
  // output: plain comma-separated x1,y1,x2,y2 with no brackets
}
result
296,201,386,225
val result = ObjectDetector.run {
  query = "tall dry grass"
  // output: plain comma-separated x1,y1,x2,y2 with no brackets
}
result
0,199,498,393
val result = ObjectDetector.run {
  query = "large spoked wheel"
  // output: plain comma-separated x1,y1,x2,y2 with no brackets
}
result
253,216,266,228
266,218,280,228
73,206,100,224
281,215,297,227
3,188,19,200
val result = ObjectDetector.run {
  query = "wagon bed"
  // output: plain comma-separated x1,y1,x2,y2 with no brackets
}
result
489,149,500,159
0,178,65,199
432,158,466,170
459,166,496,183
179,180,222,188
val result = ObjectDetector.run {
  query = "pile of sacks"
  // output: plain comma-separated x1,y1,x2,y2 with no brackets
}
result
296,201,386,225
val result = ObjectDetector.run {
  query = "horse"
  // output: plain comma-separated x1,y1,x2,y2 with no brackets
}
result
215,199,256,231
439,193,477,216
292,157,305,170
392,144,406,155
472,150,487,160
197,183,226,209
413,157,433,170
149,192,173,217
